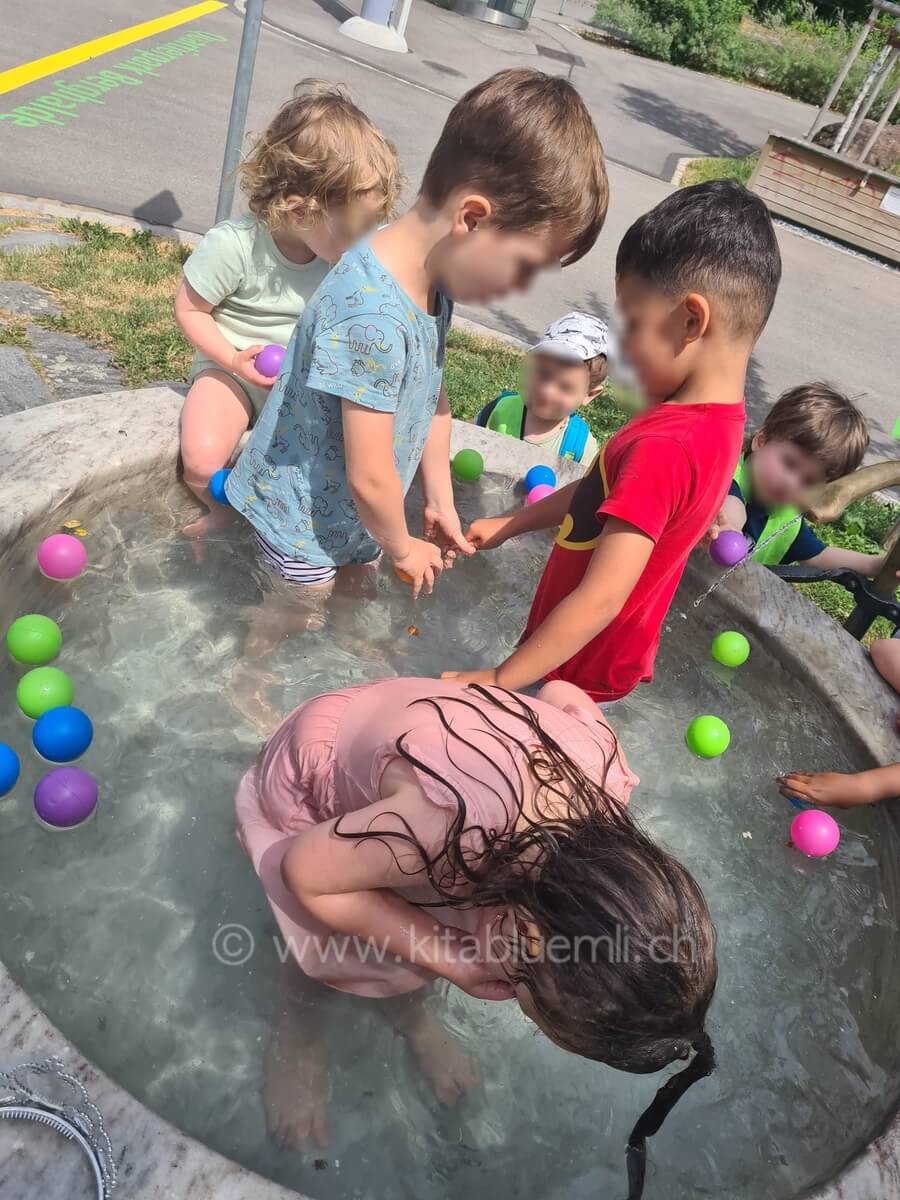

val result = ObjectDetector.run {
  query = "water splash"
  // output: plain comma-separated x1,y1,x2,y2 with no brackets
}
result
693,517,801,609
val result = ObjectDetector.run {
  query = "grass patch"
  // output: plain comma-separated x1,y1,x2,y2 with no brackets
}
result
0,218,191,387
680,153,758,187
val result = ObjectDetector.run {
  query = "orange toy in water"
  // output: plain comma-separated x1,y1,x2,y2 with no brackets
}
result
395,566,414,585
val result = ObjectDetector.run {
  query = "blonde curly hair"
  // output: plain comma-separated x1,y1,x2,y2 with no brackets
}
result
239,80,401,231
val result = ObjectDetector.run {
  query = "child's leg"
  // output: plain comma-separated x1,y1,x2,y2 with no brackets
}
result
264,958,331,1150
180,370,253,537
380,989,480,1107
228,549,335,737
871,638,900,697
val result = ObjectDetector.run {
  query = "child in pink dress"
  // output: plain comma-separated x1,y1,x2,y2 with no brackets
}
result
237,677,717,1198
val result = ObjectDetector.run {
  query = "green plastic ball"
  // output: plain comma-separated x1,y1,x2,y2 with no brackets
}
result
451,449,484,482
16,667,75,720
711,630,750,668
685,715,731,759
6,614,62,665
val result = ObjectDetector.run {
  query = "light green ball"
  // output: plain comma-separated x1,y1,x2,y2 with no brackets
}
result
685,715,731,759
16,666,74,720
452,449,484,482
6,614,62,665
711,630,750,668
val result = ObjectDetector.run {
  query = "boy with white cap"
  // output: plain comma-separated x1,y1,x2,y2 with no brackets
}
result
475,311,611,464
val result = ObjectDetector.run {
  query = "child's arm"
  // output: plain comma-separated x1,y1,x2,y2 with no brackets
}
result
466,480,580,550
706,493,747,544
798,546,886,577
445,516,654,689
779,764,900,808
418,387,475,560
281,770,515,1001
342,400,443,597
175,279,275,388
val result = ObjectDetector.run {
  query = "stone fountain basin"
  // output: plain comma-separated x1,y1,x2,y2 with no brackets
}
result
0,386,898,1200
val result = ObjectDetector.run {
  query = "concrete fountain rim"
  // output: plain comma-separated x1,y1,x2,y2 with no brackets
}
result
0,385,897,1200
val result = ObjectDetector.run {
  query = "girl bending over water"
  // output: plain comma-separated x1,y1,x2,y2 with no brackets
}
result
236,677,717,1197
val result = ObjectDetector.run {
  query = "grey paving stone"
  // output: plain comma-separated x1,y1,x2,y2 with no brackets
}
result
0,230,80,254
0,281,61,318
25,323,122,400
0,344,55,413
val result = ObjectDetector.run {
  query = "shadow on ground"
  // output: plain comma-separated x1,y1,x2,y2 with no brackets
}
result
618,85,755,157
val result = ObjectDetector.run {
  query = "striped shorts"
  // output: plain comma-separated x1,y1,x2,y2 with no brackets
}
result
254,532,338,587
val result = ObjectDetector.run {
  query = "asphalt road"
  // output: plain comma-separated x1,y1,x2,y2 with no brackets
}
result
1,0,898,451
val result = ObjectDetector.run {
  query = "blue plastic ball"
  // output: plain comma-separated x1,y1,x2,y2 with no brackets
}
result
32,705,94,763
209,468,232,507
524,464,557,492
0,743,20,796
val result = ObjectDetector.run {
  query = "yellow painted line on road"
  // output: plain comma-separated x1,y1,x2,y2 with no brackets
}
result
0,1,227,96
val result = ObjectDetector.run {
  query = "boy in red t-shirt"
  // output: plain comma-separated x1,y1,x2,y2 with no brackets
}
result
445,180,782,701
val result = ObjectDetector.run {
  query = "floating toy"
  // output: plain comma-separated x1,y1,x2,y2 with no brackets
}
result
16,667,75,720
34,766,98,829
395,565,414,585
790,809,840,857
33,706,94,763
685,715,731,758
452,449,484,482
255,343,285,378
0,744,20,797
709,530,749,568
524,464,556,492
37,533,87,581
711,630,750,668
209,468,232,507
6,614,62,665
526,483,555,505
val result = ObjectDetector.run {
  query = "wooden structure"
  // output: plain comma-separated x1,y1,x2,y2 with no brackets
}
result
750,0,900,263
750,133,900,264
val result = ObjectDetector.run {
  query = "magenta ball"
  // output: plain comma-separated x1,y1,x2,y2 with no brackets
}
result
34,766,98,829
709,530,749,568
527,483,556,505
255,344,285,378
37,534,87,581
790,809,840,858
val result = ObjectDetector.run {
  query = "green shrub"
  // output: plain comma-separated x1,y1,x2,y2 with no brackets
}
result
639,0,746,70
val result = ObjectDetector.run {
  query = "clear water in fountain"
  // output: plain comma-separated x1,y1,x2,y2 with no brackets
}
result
1,474,899,1200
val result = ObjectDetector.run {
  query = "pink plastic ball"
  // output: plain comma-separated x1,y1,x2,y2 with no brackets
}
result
790,809,840,858
254,344,285,378
527,484,556,505
37,534,87,581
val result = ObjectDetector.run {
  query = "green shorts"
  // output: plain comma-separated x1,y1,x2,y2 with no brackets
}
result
189,353,271,420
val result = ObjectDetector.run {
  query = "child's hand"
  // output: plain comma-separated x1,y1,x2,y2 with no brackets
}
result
778,771,877,809
441,668,500,686
423,506,475,566
393,538,444,598
231,345,277,389
704,510,733,548
442,940,515,1001
465,515,516,551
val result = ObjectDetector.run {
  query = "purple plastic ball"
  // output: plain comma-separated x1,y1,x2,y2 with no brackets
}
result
709,530,749,568
34,766,98,829
255,344,285,378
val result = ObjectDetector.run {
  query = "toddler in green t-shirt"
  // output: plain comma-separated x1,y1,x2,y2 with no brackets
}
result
175,82,399,536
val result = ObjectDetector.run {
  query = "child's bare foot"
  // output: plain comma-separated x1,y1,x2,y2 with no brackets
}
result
390,1001,480,1107
264,1006,330,1151
182,506,233,538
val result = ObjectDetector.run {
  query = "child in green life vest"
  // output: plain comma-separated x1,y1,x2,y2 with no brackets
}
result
475,312,610,464
713,382,886,573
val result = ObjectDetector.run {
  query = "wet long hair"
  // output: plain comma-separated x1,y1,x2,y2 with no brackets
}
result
334,686,717,1197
